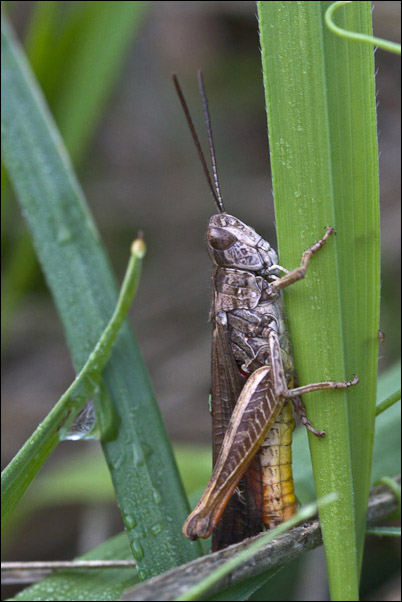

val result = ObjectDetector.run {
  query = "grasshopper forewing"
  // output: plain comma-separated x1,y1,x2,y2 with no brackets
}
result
173,72,359,551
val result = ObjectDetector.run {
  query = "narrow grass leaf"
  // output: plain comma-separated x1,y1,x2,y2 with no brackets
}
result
25,0,150,165
1,237,145,525
258,2,379,599
1,15,199,579
12,532,138,602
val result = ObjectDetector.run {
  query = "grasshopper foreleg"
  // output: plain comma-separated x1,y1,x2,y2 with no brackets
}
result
273,226,335,291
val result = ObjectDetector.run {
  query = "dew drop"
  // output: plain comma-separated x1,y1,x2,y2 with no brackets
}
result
150,522,163,536
57,225,72,244
152,487,162,505
62,402,98,440
124,513,137,530
131,539,144,561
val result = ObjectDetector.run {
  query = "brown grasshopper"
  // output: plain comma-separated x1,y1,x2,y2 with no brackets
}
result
173,72,359,551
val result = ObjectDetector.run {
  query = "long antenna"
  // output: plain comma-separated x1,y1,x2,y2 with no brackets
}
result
172,73,225,213
197,71,224,212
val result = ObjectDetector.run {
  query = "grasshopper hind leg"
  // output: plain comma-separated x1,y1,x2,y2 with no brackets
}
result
291,395,325,438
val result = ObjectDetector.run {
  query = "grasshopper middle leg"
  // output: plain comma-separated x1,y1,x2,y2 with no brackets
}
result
268,331,359,438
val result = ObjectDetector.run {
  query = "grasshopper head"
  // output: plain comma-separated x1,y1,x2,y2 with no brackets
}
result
207,213,278,272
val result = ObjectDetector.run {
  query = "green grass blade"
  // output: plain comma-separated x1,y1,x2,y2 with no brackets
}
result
371,363,401,485
1,238,145,526
26,0,150,165
365,526,400,537
1,1,149,348
1,14,199,578
258,2,379,599
376,389,401,416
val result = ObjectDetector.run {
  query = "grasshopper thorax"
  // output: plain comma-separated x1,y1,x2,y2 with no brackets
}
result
207,213,278,274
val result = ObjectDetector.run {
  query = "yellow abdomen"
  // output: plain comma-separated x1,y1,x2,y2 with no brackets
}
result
259,401,297,527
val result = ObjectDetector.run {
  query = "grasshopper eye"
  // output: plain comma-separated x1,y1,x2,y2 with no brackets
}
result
208,227,236,250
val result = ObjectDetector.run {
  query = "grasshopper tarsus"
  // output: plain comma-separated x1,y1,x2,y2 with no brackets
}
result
291,396,325,438
304,422,326,439
308,225,335,254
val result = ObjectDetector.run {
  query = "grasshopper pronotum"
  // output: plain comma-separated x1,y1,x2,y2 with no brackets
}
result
173,72,358,551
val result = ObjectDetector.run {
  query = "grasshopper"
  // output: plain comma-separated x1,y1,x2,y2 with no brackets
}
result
173,72,359,551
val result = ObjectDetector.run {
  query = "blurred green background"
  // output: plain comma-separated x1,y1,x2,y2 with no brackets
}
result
2,2,400,600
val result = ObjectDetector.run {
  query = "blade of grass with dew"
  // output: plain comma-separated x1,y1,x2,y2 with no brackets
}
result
1,237,145,526
1,1,150,347
1,15,200,578
258,1,379,599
